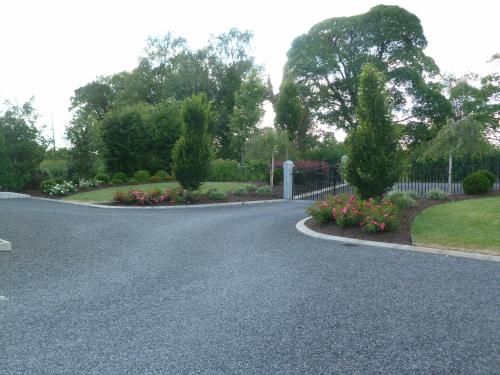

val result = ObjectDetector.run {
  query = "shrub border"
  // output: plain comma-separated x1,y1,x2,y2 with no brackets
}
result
296,217,500,263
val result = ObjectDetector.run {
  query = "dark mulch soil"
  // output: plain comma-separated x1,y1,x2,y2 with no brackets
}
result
305,191,500,245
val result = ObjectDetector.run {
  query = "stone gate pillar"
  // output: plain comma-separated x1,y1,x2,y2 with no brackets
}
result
283,160,294,200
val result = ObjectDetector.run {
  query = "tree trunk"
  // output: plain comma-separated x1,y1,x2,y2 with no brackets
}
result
448,152,453,195
270,154,274,187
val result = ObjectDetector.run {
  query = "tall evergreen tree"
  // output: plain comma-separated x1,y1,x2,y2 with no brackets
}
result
172,95,213,190
345,64,400,198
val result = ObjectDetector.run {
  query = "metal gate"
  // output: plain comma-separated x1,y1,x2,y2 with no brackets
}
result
292,164,353,200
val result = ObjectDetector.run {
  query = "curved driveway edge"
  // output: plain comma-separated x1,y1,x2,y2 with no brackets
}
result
296,217,500,263
31,196,285,209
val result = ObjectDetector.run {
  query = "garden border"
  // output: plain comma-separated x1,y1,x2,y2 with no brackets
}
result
296,217,500,263
31,196,285,209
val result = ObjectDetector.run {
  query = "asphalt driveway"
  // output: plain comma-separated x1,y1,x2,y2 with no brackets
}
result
0,198,499,374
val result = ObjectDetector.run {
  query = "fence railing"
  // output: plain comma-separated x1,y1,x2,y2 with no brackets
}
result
291,160,500,200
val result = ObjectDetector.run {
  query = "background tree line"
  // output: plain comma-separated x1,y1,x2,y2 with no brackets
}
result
1,5,498,192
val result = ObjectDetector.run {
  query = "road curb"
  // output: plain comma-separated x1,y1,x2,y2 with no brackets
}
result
296,217,500,263
30,197,286,209
0,239,11,251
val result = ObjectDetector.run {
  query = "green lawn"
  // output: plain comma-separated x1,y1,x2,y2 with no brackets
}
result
62,181,249,203
412,197,500,255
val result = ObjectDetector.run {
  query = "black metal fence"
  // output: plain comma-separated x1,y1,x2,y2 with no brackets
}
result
292,160,500,200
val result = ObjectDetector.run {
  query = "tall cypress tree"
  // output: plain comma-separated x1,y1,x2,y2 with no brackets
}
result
172,94,213,191
345,64,400,198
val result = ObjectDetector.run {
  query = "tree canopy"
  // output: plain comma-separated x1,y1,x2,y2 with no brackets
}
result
284,5,451,132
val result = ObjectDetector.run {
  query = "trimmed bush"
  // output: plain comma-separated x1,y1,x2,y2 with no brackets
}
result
112,172,128,184
154,170,169,180
183,190,202,203
386,190,417,209
477,169,495,187
207,189,227,200
149,175,161,183
128,178,139,185
111,177,123,185
209,159,243,181
243,183,257,192
134,170,150,183
95,173,110,184
256,185,273,196
40,179,56,191
426,188,449,200
234,187,249,196
463,172,491,195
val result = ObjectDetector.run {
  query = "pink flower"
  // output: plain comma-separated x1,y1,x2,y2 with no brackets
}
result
341,206,349,215
380,223,386,231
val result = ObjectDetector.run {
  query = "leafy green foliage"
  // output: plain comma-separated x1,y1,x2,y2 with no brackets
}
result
95,173,110,184
39,158,69,180
127,178,139,185
234,187,249,196
477,169,496,187
463,172,491,195
285,5,451,132
207,189,227,200
154,170,169,180
172,95,213,191
345,64,400,199
112,172,128,184
149,175,161,183
0,102,45,191
134,170,150,182
274,77,310,150
386,190,417,209
66,109,101,178
229,69,268,161
424,117,491,160
255,185,273,196
426,188,449,200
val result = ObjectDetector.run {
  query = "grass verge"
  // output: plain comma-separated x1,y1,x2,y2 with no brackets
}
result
411,196,500,255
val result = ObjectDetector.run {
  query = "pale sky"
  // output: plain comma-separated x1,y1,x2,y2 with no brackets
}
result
1,0,499,145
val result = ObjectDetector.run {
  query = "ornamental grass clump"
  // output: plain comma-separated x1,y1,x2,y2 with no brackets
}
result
307,194,400,233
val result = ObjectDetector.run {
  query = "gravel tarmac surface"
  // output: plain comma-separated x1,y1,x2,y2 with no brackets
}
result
0,198,499,374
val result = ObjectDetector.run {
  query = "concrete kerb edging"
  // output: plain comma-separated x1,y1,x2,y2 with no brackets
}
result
31,196,286,209
0,239,12,251
296,217,500,263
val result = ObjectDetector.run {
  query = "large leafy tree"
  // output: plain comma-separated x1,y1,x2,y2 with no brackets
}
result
100,104,150,175
444,54,500,144
65,109,101,179
345,64,400,198
172,95,213,190
0,101,45,191
424,117,491,193
70,29,263,160
274,76,311,151
285,5,451,132
229,69,268,163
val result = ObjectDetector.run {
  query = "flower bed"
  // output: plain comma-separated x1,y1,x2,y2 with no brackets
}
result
111,186,277,206
307,194,400,233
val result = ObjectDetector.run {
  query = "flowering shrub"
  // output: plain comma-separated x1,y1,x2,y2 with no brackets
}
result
426,188,448,200
113,187,187,205
78,178,100,189
307,194,400,233
42,181,77,196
